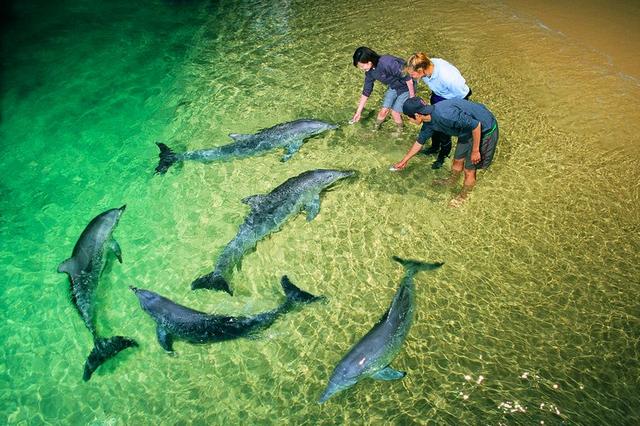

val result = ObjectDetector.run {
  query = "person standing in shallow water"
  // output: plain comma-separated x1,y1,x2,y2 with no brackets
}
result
392,96,499,207
405,52,472,169
350,46,415,131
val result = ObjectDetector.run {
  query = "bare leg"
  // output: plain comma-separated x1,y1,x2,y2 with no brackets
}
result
377,108,390,121
391,110,403,125
449,168,477,208
390,110,404,134
462,167,477,188
374,108,390,130
433,158,464,186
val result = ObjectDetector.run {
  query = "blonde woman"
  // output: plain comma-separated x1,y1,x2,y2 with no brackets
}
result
405,53,471,169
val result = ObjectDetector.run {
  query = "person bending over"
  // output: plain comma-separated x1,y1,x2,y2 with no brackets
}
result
351,46,415,131
393,96,499,207
405,52,472,169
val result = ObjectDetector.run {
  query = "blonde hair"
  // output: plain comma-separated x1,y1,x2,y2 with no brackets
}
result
405,52,432,73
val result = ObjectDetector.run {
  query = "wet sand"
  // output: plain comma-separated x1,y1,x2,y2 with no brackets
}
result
506,0,640,80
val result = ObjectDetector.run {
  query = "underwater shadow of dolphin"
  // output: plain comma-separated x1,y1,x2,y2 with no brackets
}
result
57,206,137,381
319,256,443,403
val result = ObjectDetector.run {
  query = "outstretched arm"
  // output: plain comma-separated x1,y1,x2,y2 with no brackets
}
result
393,141,423,170
406,79,415,98
352,95,369,122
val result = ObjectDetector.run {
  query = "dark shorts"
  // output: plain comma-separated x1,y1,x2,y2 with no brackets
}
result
454,122,499,170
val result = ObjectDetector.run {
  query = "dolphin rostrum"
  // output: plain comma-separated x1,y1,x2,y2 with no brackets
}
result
318,256,443,403
57,206,137,381
191,169,355,295
155,119,338,174
131,276,324,353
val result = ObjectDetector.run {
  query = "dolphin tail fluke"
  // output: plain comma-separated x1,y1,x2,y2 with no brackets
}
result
191,272,233,295
155,142,179,174
281,275,325,305
83,336,138,381
392,256,444,276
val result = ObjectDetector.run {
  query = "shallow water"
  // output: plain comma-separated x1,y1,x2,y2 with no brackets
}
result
1,0,639,424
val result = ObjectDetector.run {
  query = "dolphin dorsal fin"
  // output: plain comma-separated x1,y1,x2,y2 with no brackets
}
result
228,133,252,141
241,194,266,209
57,257,78,275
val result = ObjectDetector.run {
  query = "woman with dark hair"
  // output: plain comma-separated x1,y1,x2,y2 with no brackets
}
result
350,46,415,131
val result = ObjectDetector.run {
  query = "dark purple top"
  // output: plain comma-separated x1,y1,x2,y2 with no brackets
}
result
362,55,412,97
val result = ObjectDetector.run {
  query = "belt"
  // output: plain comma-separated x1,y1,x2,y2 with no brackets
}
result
482,122,497,138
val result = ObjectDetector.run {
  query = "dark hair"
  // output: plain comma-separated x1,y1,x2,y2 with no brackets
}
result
353,46,380,67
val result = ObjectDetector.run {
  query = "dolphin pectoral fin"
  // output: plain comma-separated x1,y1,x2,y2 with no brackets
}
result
229,133,252,141
304,195,321,222
156,326,175,354
110,239,123,263
371,366,406,381
281,139,304,162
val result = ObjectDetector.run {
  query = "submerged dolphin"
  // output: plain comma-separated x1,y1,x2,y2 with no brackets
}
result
318,256,443,403
191,169,355,294
57,206,137,381
131,276,324,353
155,119,338,174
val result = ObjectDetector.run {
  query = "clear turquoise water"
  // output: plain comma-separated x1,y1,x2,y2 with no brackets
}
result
1,0,639,424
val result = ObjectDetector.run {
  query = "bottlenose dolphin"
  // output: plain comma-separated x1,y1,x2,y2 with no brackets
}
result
191,169,355,294
131,276,324,353
57,206,137,381
155,119,338,174
318,256,443,403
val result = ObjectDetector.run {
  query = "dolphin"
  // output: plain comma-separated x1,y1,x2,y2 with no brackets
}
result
57,205,137,381
131,276,324,353
318,256,444,403
191,169,355,295
155,119,338,174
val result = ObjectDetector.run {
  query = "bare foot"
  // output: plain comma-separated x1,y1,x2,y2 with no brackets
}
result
448,195,467,208
448,184,473,208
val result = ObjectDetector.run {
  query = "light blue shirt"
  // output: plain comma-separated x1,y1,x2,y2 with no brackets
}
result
421,58,469,99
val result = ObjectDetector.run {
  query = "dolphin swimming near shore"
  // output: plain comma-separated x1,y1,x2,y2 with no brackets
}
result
57,206,137,381
191,169,355,295
155,119,338,174
318,256,443,403
131,276,324,353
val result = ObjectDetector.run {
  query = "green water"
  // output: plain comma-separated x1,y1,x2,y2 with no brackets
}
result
1,0,639,424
